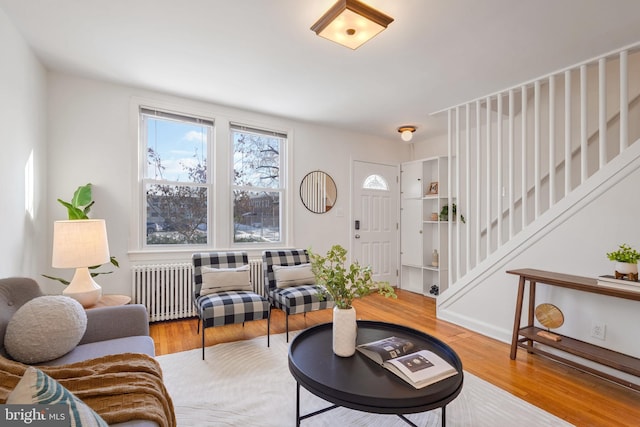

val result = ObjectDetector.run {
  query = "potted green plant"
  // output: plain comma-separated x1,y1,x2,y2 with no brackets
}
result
43,183,119,286
57,182,95,220
606,243,640,279
439,203,466,223
309,245,396,357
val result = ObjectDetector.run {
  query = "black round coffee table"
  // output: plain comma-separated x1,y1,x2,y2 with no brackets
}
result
288,320,463,426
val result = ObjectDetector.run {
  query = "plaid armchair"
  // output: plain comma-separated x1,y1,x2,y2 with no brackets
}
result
262,249,334,341
192,252,270,359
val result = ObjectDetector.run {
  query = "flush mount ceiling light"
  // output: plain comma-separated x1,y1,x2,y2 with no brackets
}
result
398,125,417,142
310,0,394,50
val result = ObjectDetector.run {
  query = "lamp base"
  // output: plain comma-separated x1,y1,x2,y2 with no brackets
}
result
62,267,102,308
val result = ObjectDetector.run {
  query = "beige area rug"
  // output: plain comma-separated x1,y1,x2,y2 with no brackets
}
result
156,333,573,427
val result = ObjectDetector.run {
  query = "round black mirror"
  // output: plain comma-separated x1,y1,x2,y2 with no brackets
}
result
300,171,337,214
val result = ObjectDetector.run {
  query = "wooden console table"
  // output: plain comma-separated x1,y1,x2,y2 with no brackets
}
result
507,268,640,391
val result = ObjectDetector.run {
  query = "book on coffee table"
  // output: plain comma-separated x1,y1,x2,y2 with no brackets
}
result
357,336,457,389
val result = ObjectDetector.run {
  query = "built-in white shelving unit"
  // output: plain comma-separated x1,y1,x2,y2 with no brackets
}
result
400,156,452,297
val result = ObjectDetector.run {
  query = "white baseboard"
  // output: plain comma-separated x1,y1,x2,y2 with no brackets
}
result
436,306,513,344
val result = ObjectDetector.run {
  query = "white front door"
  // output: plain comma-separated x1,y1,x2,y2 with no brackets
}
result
351,161,399,286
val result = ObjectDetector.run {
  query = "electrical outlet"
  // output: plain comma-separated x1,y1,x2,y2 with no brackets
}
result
591,321,606,340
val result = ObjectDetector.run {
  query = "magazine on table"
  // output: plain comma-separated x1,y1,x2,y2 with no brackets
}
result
356,336,457,389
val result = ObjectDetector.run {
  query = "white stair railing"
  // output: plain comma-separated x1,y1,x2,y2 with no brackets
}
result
432,41,640,288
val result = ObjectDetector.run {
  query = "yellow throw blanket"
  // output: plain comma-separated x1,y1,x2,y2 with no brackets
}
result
0,353,176,427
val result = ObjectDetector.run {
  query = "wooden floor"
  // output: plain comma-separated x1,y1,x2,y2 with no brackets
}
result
149,289,640,426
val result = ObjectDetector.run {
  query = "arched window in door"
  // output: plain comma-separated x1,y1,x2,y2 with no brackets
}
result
362,174,389,191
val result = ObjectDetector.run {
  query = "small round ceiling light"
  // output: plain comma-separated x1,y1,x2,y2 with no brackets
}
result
398,125,417,142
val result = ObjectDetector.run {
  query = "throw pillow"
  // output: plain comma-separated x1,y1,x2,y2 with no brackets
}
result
7,366,107,427
201,265,252,295
273,263,316,288
5,295,87,364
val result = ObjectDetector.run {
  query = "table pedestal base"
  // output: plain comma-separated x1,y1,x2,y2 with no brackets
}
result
296,382,447,426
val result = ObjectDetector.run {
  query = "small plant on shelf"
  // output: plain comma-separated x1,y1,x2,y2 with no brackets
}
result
606,243,640,264
606,243,639,280
439,203,466,223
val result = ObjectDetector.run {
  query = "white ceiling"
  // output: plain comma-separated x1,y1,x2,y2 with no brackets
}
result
3,0,640,140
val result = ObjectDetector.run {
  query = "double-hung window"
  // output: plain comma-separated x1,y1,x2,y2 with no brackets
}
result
231,123,286,244
140,108,214,246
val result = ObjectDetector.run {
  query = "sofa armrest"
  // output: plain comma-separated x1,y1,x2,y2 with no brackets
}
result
79,304,150,345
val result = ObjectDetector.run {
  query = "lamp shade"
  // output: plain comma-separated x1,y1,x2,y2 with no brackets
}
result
52,219,110,268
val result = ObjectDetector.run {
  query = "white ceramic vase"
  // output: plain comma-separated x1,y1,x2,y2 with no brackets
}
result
332,306,357,357
615,262,638,276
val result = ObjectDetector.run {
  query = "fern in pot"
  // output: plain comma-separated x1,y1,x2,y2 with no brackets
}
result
309,245,396,357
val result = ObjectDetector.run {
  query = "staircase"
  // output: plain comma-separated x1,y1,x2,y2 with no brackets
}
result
431,41,640,347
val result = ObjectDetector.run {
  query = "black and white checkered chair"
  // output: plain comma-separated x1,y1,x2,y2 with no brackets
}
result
192,252,270,359
262,249,334,342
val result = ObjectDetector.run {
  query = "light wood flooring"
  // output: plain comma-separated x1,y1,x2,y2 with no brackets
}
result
149,289,640,426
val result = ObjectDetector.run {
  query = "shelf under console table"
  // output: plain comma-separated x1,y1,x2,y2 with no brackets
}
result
506,268,640,391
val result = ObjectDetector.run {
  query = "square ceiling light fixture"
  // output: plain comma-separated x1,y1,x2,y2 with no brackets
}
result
311,0,394,50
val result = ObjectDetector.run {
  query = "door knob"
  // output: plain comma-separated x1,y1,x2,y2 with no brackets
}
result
355,234,360,239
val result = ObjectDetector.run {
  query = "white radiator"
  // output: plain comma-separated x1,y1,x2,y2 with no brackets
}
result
132,259,265,322
249,259,266,296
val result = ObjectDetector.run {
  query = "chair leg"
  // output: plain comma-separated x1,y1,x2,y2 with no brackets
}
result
267,307,271,347
196,315,200,334
286,313,289,343
201,321,205,360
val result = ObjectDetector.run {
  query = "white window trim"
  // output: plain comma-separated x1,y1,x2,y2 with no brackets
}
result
140,106,214,250
229,121,292,249
128,97,294,261
129,97,216,255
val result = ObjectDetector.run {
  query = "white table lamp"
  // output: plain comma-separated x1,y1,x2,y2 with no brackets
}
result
52,219,110,307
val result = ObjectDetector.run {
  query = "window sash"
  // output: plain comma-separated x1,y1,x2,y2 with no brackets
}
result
140,107,214,247
231,123,287,246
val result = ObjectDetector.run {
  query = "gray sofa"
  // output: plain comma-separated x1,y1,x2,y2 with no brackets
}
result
0,277,158,426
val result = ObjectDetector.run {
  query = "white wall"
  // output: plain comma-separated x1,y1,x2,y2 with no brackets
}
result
407,133,448,161
290,123,403,256
0,8,48,278
44,72,409,296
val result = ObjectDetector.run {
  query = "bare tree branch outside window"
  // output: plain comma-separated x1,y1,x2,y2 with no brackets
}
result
142,112,210,245
232,128,284,243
